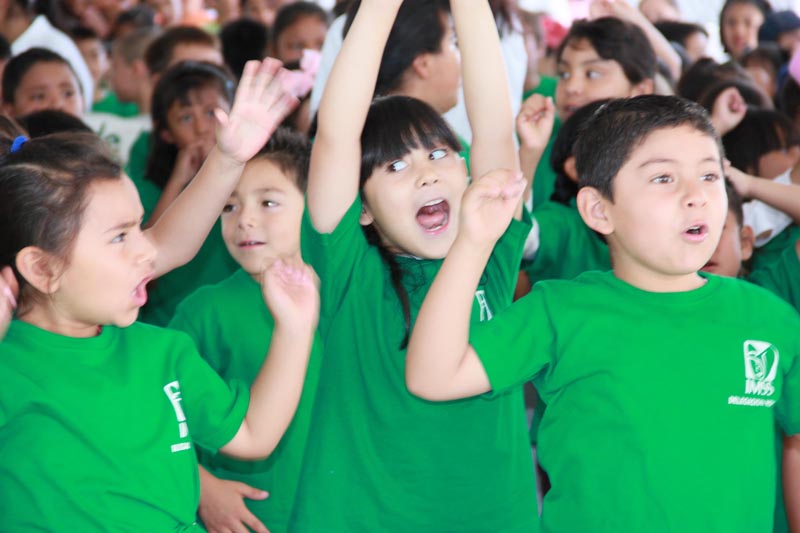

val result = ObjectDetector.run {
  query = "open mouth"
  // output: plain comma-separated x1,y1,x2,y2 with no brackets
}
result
238,240,265,249
683,223,708,242
132,275,153,307
416,199,450,235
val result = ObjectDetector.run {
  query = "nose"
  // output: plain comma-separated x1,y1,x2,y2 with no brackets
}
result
416,167,440,188
683,178,709,208
136,231,158,267
195,113,212,135
237,204,256,229
563,74,582,96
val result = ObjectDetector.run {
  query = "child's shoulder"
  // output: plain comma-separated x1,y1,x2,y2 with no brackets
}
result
177,268,254,309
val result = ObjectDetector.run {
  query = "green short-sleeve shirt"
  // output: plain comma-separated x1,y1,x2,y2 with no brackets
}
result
752,224,800,271
92,90,140,118
523,200,610,283
749,240,800,313
472,271,800,532
169,269,323,533
290,199,539,532
0,320,249,532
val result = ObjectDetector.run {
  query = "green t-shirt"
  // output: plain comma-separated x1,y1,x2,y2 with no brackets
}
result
290,199,539,532
752,224,800,272
523,75,558,102
473,271,800,533
169,269,323,533
523,200,610,284
126,130,160,221
749,241,800,313
138,221,238,327
92,90,140,118
531,120,561,211
0,320,249,532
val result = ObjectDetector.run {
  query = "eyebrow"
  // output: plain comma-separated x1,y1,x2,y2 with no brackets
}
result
558,58,613,67
637,156,720,168
105,217,143,233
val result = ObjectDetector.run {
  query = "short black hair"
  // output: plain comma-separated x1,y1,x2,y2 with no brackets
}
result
344,0,450,96
678,57,772,109
725,178,745,227
17,109,93,137
723,108,799,174
220,18,269,80
144,26,218,77
253,127,311,193
655,20,708,47
779,76,800,121
0,34,10,61
575,95,722,200
557,17,657,85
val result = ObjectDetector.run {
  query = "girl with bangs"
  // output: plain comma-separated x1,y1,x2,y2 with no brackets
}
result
289,0,545,531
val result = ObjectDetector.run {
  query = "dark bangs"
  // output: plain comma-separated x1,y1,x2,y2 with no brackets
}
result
359,95,461,186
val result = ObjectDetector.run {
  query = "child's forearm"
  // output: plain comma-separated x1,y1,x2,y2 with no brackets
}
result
147,147,244,277
451,0,517,181
220,323,314,460
307,0,402,233
406,235,492,401
520,145,545,206
737,170,800,225
784,434,800,531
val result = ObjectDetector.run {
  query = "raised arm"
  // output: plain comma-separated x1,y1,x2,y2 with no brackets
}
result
406,169,525,401
221,257,319,460
145,59,297,278
727,165,800,225
452,0,518,182
306,0,403,233
517,94,556,206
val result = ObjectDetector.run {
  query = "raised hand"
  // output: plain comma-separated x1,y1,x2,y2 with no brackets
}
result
0,266,19,341
711,87,747,137
215,59,300,165
459,169,526,248
198,468,270,533
260,256,319,334
517,94,556,154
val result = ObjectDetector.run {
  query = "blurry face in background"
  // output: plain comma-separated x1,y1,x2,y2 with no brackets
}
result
273,14,328,64
244,0,291,26
76,37,110,89
683,31,709,64
6,62,84,118
721,2,764,60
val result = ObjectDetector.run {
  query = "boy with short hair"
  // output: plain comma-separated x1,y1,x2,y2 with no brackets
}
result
406,95,800,532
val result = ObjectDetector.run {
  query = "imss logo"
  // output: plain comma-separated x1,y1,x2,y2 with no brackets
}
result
743,340,779,397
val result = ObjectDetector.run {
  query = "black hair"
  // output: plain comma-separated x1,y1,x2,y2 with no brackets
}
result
252,126,311,193
550,99,609,205
0,34,10,61
722,108,799,174
17,109,93,137
557,17,657,85
719,0,773,56
360,95,462,348
679,57,772,109
740,44,784,97
1,48,82,106
655,20,709,46
113,5,157,38
70,25,100,42
575,95,722,200
220,18,269,80
344,0,450,96
145,61,235,190
144,26,218,77
272,2,329,50
725,178,745,227
0,132,121,313
779,76,800,122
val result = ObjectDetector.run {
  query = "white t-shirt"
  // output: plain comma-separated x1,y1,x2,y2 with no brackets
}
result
12,15,94,111
83,112,151,167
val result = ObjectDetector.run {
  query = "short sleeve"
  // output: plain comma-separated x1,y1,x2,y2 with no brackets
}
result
470,284,557,396
174,335,250,453
485,207,533,307
301,197,373,319
748,244,800,314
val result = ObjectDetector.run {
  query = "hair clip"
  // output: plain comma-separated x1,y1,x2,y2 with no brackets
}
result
10,135,28,153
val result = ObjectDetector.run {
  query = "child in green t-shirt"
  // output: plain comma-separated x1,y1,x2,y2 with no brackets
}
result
170,129,322,533
0,60,319,531
292,1,545,531
407,95,800,532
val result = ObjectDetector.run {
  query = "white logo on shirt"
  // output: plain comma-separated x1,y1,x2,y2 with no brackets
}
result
728,340,779,407
475,290,493,322
163,381,191,453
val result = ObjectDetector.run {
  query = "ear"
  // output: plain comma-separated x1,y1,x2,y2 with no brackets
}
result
740,224,755,262
630,78,655,97
576,186,614,236
132,59,149,79
564,156,578,183
410,53,434,81
359,204,375,226
15,246,64,295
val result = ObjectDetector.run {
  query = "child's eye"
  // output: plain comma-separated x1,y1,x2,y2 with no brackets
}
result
387,159,408,172
430,148,448,161
651,175,673,184
586,70,602,80
222,204,236,214
262,199,279,208
111,232,127,243
31,92,46,102
64,89,75,97
179,114,193,124
701,173,720,182
557,70,570,80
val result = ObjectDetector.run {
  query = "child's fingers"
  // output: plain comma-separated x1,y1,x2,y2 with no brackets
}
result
1,266,18,309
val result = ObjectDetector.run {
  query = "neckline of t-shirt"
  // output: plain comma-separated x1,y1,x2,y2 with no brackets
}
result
9,319,116,352
601,270,722,306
